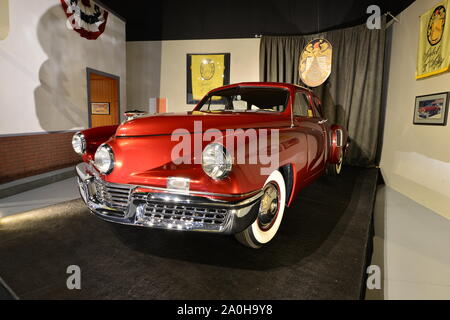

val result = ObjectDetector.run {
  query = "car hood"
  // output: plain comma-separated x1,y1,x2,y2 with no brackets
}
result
116,112,290,137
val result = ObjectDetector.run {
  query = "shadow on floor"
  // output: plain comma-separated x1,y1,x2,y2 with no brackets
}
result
109,171,359,271
0,166,377,299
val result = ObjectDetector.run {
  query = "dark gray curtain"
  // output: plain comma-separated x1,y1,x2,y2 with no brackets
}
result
260,21,386,167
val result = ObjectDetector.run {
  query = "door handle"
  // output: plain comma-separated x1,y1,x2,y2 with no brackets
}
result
318,119,328,124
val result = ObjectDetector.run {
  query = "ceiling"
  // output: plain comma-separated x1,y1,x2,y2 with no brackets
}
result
98,0,415,41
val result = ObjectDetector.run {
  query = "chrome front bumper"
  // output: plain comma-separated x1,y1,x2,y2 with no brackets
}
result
76,163,262,234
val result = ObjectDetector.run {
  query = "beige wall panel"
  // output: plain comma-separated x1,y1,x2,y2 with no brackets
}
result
381,0,450,219
126,41,162,112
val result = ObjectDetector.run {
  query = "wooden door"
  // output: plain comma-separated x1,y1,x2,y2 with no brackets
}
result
89,72,120,128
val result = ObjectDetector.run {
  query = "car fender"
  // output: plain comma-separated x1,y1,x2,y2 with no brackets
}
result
329,124,348,164
80,125,119,162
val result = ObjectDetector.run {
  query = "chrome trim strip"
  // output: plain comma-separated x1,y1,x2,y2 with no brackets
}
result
112,182,261,199
0,276,19,300
336,129,343,148
115,127,293,139
136,190,264,208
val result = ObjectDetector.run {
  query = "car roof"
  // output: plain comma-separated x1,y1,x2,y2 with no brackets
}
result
209,82,313,94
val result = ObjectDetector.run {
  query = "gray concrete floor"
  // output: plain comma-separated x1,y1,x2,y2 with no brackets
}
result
2,177,449,299
0,167,377,300
366,185,450,300
0,178,80,218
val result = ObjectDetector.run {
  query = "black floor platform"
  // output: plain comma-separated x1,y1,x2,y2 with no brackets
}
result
0,167,378,300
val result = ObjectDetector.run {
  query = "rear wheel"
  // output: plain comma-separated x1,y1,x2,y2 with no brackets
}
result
327,150,344,176
235,170,286,249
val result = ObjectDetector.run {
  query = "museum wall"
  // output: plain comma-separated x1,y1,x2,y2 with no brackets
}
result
381,0,450,220
0,0,126,135
126,38,261,113
126,41,162,111
0,0,126,183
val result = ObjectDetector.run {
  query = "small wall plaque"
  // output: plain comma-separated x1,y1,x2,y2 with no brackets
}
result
91,102,110,115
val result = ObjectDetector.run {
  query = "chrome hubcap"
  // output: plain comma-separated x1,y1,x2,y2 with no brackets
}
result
336,153,343,173
258,183,280,230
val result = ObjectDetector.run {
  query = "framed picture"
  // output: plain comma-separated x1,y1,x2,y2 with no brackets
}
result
0,0,9,40
91,102,110,115
413,93,449,126
187,53,231,104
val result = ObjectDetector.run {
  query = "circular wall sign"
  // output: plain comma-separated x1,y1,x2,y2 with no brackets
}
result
299,38,333,87
427,5,446,46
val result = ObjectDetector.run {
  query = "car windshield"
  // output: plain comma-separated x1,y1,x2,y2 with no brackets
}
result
196,87,289,113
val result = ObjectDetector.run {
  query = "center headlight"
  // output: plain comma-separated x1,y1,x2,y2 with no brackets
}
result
202,143,232,180
94,144,115,175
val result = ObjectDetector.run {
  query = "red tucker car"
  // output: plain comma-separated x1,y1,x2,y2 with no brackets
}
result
418,103,442,119
73,82,348,248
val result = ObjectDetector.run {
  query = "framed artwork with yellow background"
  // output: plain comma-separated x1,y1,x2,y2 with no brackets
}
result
417,1,450,79
187,53,230,104
0,0,9,41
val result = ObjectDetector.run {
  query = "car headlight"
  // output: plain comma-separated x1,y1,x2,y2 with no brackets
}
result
72,132,86,155
202,143,232,180
94,144,115,175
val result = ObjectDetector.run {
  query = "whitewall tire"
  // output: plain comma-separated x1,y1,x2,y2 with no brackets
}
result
235,170,286,249
327,151,343,176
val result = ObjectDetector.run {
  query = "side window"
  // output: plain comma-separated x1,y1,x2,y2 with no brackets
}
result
293,92,310,117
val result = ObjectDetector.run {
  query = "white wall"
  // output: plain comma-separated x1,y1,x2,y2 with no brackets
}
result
0,0,126,135
161,38,261,112
381,0,450,220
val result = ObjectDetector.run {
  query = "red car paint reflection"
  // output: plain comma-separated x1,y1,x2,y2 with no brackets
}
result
79,83,348,205
74,83,349,247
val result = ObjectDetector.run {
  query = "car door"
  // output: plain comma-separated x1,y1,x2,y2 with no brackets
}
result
311,95,330,165
293,91,326,176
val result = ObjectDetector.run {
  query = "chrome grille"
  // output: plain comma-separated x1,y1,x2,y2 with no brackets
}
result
143,202,228,227
94,180,132,212
92,179,231,230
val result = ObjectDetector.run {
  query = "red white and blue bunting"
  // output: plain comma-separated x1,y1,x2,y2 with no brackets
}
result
61,0,109,40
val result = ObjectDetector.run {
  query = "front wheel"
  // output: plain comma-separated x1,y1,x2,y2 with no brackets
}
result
235,170,286,249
